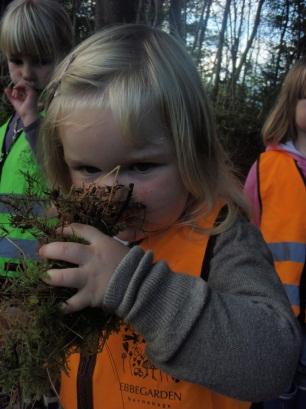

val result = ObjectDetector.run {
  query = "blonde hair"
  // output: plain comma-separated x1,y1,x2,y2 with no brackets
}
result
262,60,306,146
41,24,248,232
0,0,73,63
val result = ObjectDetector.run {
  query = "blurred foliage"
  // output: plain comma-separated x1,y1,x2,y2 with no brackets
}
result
214,91,265,179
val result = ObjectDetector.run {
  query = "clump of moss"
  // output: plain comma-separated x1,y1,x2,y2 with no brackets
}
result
0,178,145,406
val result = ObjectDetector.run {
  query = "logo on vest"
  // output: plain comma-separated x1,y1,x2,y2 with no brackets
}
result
118,326,182,407
120,383,182,407
121,326,179,384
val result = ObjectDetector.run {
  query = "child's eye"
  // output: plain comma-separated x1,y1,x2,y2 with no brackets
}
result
9,58,22,65
130,163,157,173
31,57,52,66
36,57,52,66
40,58,52,66
77,166,101,175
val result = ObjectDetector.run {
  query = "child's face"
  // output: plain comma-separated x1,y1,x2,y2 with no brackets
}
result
7,54,53,91
59,108,190,242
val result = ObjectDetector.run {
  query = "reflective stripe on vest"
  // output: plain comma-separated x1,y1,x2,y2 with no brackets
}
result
0,193,45,215
258,150,306,316
60,206,250,409
269,242,306,263
0,237,37,259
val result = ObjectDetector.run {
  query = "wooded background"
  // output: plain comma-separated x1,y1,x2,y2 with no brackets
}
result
1,0,306,178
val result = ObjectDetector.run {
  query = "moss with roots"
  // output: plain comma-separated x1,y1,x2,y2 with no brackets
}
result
0,175,145,406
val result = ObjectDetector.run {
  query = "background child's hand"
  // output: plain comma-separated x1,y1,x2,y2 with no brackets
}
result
39,223,129,313
4,79,39,127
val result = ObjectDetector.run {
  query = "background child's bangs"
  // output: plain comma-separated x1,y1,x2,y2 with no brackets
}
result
1,12,54,59
283,63,306,101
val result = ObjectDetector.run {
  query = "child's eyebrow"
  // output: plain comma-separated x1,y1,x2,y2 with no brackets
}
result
64,157,86,167
126,141,174,157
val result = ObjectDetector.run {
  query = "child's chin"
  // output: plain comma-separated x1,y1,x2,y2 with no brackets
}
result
116,229,146,244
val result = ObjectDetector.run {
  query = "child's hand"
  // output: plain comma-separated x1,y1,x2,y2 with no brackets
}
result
4,79,39,127
39,224,129,313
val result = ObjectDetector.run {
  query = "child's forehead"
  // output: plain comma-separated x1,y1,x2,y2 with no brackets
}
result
58,105,169,147
58,99,167,137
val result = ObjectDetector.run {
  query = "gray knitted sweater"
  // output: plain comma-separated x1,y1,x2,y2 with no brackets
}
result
104,216,302,402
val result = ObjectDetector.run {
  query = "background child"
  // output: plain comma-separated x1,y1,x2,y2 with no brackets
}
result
0,0,73,275
39,25,302,409
245,61,306,409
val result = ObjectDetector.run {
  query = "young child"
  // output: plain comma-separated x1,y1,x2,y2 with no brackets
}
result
245,61,306,408
0,0,73,275
39,25,302,409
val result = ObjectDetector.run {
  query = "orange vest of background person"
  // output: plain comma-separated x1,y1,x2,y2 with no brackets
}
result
258,150,306,317
60,207,250,409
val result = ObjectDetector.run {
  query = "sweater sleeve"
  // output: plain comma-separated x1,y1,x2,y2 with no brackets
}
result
24,118,41,154
103,217,302,401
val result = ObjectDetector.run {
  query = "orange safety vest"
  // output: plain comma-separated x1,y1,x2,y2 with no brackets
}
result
60,207,250,409
258,150,306,317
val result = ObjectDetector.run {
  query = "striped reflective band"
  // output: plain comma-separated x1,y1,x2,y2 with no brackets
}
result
284,283,300,307
268,242,306,263
0,237,38,259
0,194,45,215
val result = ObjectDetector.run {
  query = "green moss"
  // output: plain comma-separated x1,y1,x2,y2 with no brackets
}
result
0,179,144,406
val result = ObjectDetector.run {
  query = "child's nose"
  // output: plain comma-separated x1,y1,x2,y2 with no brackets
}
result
97,166,121,187
97,173,118,187
22,63,35,82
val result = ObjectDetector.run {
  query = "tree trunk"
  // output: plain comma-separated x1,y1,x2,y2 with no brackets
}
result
136,0,166,26
233,0,265,84
194,0,213,65
213,0,231,100
273,0,289,87
95,0,139,30
294,0,306,60
169,0,186,38
229,0,245,97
